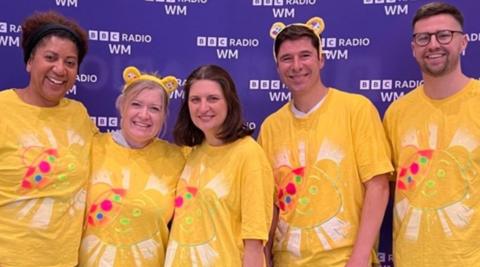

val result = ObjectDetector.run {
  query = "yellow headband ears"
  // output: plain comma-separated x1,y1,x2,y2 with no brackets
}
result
270,17,325,60
270,17,325,39
122,66,179,95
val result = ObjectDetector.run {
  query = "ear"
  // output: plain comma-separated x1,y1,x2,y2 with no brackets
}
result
305,17,325,36
122,66,141,84
460,33,468,53
26,59,32,73
161,76,179,95
270,22,286,39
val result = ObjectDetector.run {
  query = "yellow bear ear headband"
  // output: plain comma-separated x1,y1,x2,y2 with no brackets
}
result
270,17,325,61
122,66,179,96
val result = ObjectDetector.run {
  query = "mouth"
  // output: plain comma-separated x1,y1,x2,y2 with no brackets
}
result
47,76,67,85
288,73,309,81
132,121,151,129
198,114,214,122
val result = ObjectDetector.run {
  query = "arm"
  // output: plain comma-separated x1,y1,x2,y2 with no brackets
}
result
264,205,279,267
243,239,265,267
346,174,389,267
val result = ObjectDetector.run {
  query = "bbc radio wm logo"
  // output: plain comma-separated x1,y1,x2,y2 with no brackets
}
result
0,21,20,47
90,116,119,128
252,0,317,18
89,30,152,55
359,79,421,102
145,0,208,16
55,0,78,7
320,37,371,60
196,36,260,60
363,0,409,16
249,79,291,102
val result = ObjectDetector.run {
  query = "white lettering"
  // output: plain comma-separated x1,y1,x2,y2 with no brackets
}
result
76,74,98,83
285,0,316,5
338,38,370,47
384,4,408,15
269,91,291,102
228,38,259,47
216,49,239,59
164,5,188,15
272,8,295,18
121,34,152,43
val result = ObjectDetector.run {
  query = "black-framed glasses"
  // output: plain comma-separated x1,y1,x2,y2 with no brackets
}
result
412,30,464,47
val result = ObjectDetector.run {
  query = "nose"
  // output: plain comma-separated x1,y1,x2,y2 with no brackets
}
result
292,56,302,71
138,106,149,118
52,60,67,75
199,99,209,113
427,34,441,49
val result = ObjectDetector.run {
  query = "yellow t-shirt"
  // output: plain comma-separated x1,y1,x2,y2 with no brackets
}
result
0,89,96,267
258,88,393,266
383,79,480,267
164,136,274,267
79,133,185,266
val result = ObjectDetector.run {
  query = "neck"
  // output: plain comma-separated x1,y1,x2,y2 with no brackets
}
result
17,86,59,107
292,83,328,113
422,70,470,100
204,132,224,147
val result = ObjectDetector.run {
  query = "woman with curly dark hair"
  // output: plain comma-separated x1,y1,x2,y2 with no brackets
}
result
0,11,96,266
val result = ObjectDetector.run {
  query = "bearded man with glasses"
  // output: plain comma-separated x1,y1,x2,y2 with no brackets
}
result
383,2,480,267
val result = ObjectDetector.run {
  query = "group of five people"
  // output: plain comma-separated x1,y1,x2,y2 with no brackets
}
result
0,1,478,266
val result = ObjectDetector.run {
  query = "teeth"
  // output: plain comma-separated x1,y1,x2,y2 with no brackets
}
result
48,77,65,84
133,121,150,127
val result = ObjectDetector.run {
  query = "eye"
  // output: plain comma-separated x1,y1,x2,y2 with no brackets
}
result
44,53,56,61
207,95,221,103
300,53,312,59
279,55,292,63
130,101,141,107
149,106,162,112
189,96,200,103
416,34,429,43
437,31,452,40
65,59,78,68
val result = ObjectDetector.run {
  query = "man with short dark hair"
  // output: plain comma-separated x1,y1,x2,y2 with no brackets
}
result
384,2,480,266
259,17,392,267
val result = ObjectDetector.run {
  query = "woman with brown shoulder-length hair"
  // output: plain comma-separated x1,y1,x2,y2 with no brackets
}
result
166,64,274,267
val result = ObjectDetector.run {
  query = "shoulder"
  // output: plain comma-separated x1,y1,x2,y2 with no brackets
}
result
384,86,421,118
151,138,185,160
329,88,374,108
260,102,290,129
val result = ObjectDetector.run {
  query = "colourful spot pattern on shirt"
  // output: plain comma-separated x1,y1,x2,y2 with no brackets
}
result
20,148,58,190
87,188,127,227
278,167,304,212
397,149,433,191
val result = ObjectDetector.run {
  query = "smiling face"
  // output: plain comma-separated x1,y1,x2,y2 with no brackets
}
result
412,14,467,78
25,35,79,107
188,79,228,146
276,36,324,96
120,87,166,149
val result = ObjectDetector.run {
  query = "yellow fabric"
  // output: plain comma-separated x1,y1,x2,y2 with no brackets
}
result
258,88,393,266
165,136,274,267
383,79,480,267
0,89,96,267
79,133,184,266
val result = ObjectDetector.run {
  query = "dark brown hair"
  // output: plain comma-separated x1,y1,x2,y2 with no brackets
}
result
274,25,321,59
173,64,253,146
412,2,464,29
21,10,88,64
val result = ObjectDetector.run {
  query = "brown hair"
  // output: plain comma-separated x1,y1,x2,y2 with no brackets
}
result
274,25,321,59
412,2,464,29
21,10,88,64
173,64,253,146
